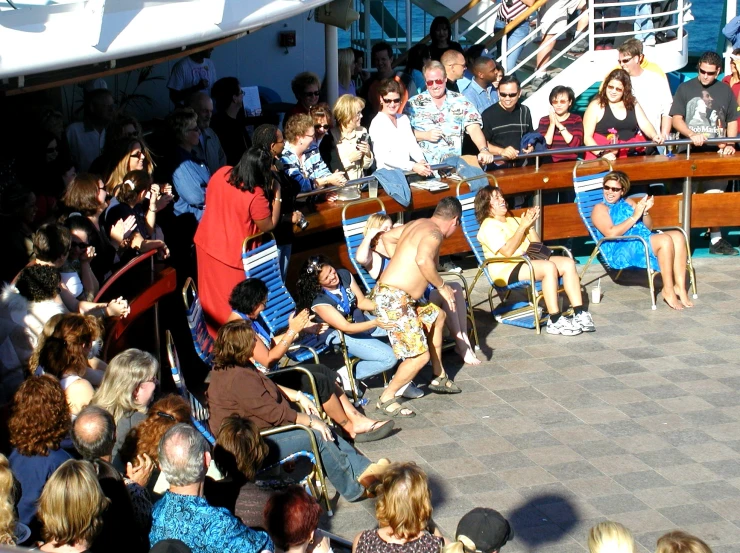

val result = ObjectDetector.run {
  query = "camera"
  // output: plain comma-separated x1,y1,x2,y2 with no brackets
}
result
297,213,309,230
359,132,369,144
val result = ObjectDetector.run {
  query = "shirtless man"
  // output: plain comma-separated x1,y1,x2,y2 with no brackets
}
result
373,197,463,418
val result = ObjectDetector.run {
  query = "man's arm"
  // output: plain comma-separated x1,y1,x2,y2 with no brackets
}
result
380,225,404,258
415,229,457,309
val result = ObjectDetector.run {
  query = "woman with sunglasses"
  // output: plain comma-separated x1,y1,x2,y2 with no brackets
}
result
310,103,333,149
592,171,692,310
100,137,155,194
295,255,400,397
474,185,595,336
583,69,662,160
288,72,322,118
319,95,374,181
368,79,432,176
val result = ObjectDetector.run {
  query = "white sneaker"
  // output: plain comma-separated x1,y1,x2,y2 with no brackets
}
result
573,310,596,332
546,316,583,336
336,366,363,398
396,382,425,399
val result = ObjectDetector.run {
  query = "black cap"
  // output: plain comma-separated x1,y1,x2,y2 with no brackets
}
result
150,539,193,553
456,508,514,553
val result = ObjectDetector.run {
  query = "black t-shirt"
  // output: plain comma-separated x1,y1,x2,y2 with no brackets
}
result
481,102,533,165
310,268,357,322
669,77,739,152
429,41,464,62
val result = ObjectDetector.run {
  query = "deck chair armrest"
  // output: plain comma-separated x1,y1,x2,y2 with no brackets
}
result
439,271,471,296
597,235,650,246
260,424,323,456
268,366,324,417
286,344,320,364
656,226,690,241
481,256,537,288
550,245,574,260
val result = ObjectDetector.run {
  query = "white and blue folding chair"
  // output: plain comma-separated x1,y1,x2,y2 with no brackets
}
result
573,159,697,310
181,278,214,366
457,175,573,334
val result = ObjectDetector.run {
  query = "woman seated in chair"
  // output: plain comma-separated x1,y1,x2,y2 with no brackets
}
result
592,171,692,310
227,278,393,443
474,185,595,336
207,319,393,502
294,256,404,396
355,214,480,365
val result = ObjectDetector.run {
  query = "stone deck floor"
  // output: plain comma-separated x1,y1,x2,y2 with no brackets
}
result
320,255,740,553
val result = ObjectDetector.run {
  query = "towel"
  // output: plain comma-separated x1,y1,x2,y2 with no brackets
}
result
374,168,412,207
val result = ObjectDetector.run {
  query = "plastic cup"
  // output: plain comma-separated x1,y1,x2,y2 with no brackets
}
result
591,286,602,304
368,179,378,198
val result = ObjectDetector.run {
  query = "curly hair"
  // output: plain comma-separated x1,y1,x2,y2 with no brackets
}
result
375,462,433,540
597,69,636,111
228,278,269,317
118,394,191,467
284,114,314,144
35,313,102,379
473,185,504,224
264,486,322,550
227,147,272,193
0,454,16,545
213,415,268,482
15,264,61,303
294,255,333,311
9,375,71,457
212,320,256,371
63,173,104,217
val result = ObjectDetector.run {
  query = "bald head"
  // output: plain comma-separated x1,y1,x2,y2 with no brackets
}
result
189,91,214,129
441,50,466,82
158,424,209,487
72,405,116,461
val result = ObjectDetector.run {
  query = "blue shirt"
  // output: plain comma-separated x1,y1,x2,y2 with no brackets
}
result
150,492,274,553
463,80,498,116
172,147,211,221
10,448,71,528
404,90,482,164
280,143,331,193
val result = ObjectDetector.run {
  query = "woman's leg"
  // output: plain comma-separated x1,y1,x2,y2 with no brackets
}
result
665,230,693,307
263,428,370,501
428,285,480,365
517,260,560,314
340,334,398,381
549,256,584,308
649,233,682,310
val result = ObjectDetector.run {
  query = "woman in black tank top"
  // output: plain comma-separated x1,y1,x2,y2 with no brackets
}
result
583,69,663,160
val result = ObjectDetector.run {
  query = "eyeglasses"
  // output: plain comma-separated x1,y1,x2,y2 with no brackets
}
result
618,55,636,64
603,184,623,192
304,90,320,97
551,99,569,105
314,124,330,131
71,241,90,249
606,85,624,92
425,79,445,86
98,183,106,191
698,67,718,76
382,97,401,104
499,92,519,98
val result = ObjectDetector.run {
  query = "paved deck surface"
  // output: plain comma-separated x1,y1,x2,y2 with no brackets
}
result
320,255,740,553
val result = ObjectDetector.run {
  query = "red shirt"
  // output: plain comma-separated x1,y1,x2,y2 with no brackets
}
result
194,166,272,269
722,75,740,103
537,112,584,163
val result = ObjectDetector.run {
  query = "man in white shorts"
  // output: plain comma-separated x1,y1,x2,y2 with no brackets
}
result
532,0,586,90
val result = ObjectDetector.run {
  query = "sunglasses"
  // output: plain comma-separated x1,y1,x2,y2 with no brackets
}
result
606,85,624,92
304,90,320,97
306,257,324,274
382,97,401,104
130,150,146,159
698,68,718,76
551,99,569,105
499,92,518,98
618,56,636,64
425,79,445,86
603,184,623,193
314,124,330,131
71,241,90,249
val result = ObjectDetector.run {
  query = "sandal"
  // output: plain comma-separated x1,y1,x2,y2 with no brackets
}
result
376,397,416,418
428,374,462,394
354,420,395,443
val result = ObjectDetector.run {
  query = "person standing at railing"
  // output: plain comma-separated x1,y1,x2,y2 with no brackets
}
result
669,51,739,256
494,0,536,73
405,61,494,166
532,0,587,91
428,17,464,62
593,0,618,50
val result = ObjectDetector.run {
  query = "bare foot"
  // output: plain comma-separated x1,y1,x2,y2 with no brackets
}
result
663,294,684,310
675,287,694,308
455,345,482,365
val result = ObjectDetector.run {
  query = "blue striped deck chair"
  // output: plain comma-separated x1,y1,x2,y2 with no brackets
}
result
341,198,480,348
181,278,214,366
165,330,216,445
457,175,573,334
241,233,368,405
573,160,697,310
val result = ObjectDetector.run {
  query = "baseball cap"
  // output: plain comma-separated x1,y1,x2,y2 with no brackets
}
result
456,507,514,553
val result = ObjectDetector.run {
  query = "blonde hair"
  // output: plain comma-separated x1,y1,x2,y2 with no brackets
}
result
333,94,366,130
91,349,158,424
375,462,433,540
589,522,635,553
363,213,392,236
38,460,110,547
656,532,712,553
0,455,16,545
339,48,355,91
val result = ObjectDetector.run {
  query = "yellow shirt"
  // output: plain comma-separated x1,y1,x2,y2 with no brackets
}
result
477,216,530,286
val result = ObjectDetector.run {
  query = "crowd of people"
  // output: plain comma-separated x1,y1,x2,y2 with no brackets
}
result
0,7,737,553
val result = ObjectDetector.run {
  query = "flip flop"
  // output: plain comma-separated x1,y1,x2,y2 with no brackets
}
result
354,420,395,443
428,374,462,394
376,397,416,418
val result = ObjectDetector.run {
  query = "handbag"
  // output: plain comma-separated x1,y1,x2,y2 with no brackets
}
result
525,242,553,261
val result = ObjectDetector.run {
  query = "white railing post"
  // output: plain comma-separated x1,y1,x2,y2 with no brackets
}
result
678,0,684,51
454,19,459,41
501,32,508,72
588,0,595,52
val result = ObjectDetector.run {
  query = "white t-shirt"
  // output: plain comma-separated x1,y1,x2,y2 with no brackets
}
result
369,112,426,171
167,56,217,93
631,69,673,136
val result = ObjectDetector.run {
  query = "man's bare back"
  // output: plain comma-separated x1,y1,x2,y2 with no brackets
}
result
380,219,442,300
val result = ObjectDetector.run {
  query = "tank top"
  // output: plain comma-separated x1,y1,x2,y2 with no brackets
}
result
60,374,82,390
594,102,638,141
355,530,443,553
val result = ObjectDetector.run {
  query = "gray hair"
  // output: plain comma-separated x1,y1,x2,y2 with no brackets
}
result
158,424,209,487
72,405,116,461
423,60,447,79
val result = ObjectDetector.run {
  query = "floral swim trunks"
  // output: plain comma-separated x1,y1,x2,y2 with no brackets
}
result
373,282,440,359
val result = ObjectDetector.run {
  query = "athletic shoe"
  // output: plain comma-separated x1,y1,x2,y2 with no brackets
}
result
709,238,739,255
395,382,425,399
546,316,582,336
530,73,552,92
573,310,596,332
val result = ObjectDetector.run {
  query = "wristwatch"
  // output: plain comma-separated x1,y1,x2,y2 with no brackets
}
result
479,146,490,153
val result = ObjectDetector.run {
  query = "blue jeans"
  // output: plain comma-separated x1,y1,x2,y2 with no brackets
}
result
495,18,530,73
277,243,291,282
264,427,371,501
326,326,397,380
634,4,655,41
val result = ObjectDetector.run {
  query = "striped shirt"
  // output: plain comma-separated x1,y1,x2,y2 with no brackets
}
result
500,0,528,21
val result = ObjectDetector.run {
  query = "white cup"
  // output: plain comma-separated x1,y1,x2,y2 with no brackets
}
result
591,286,602,304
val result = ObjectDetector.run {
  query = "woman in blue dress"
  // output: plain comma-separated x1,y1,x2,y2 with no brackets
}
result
592,171,692,310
